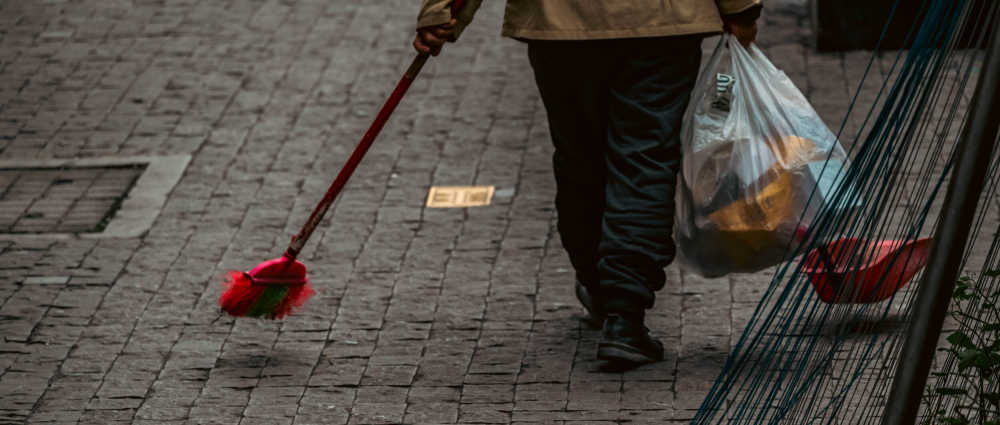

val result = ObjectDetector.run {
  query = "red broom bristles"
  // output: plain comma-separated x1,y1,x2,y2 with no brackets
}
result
220,272,267,317
219,271,314,319
271,281,314,319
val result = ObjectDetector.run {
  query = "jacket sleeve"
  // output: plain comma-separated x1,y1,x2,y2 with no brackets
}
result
716,0,762,16
417,0,483,39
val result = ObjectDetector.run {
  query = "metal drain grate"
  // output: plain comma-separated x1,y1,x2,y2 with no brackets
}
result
0,165,146,234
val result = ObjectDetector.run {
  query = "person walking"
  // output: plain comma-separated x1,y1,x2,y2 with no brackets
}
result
414,0,762,366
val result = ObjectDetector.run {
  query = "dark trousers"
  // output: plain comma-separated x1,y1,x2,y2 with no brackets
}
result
527,35,702,313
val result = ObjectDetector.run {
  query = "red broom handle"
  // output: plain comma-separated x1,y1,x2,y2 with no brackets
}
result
282,0,466,260
284,53,429,259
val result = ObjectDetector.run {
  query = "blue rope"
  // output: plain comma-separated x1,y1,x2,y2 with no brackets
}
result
690,0,995,421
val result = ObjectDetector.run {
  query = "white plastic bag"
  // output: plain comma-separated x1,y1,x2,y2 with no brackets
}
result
675,36,854,277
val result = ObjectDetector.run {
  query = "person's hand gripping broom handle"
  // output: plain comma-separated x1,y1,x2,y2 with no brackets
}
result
282,0,466,261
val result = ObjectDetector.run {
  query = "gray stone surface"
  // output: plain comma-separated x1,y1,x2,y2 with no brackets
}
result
0,0,971,424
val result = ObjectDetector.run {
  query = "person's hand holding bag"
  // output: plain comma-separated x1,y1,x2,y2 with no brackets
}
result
722,4,762,48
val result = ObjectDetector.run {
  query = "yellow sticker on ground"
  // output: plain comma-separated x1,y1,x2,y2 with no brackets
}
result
426,186,495,208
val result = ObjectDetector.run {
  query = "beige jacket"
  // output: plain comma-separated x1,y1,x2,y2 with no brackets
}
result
418,0,761,40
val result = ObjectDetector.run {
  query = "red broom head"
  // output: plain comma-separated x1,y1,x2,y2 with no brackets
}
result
219,256,314,319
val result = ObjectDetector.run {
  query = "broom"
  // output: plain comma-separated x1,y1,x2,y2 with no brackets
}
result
220,0,466,319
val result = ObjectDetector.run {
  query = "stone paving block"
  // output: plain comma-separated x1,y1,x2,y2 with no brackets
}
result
459,402,513,424
77,408,136,424
295,414,349,425
242,417,292,425
404,401,460,423
511,409,619,422
21,276,70,285
308,357,366,387
360,364,417,386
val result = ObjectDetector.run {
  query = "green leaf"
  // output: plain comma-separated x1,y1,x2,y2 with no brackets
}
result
958,349,986,371
935,387,968,396
958,349,981,360
949,331,978,350
984,269,1000,278
938,417,969,425
954,277,974,300
975,351,996,369
984,323,1000,332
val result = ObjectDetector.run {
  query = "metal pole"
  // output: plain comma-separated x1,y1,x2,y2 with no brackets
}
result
881,6,1000,425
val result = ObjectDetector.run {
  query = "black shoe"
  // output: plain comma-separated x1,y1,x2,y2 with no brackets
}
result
597,314,664,365
575,280,606,327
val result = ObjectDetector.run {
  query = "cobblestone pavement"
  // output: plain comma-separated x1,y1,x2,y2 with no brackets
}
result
0,0,929,424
